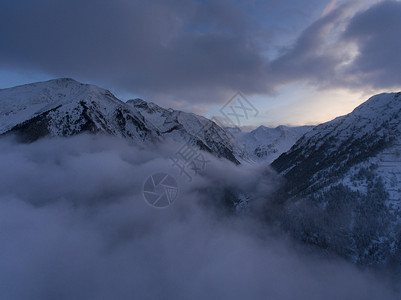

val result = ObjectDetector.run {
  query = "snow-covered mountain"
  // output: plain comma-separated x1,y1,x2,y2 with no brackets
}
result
128,98,246,164
271,92,401,266
228,125,313,163
0,78,246,163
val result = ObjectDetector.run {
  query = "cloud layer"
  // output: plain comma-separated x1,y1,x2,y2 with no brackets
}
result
1,0,400,105
0,0,271,102
342,0,401,89
0,135,398,299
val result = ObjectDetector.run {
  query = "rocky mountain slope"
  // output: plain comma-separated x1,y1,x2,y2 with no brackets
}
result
128,98,246,164
0,78,246,163
271,92,401,266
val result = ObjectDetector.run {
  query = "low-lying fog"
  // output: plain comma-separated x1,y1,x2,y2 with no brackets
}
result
0,135,398,299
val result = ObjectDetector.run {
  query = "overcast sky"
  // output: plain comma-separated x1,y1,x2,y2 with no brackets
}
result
0,0,400,126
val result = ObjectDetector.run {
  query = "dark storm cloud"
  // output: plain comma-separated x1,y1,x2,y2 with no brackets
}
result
268,0,401,92
269,4,352,88
0,134,398,299
0,0,270,102
0,0,400,105
342,0,401,89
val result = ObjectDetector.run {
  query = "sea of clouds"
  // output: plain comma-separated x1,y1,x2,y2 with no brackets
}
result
0,134,398,299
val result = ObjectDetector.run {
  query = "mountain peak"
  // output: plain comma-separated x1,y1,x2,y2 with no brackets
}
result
32,78,85,89
351,92,401,116
50,77,80,84
126,98,154,110
127,98,147,105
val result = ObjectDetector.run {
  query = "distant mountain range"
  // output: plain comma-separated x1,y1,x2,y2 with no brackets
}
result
228,125,313,163
0,78,310,165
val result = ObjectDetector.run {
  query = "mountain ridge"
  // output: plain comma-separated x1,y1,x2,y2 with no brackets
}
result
0,78,246,163
270,91,401,265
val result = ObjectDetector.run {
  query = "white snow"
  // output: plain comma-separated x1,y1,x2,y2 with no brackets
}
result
0,78,125,134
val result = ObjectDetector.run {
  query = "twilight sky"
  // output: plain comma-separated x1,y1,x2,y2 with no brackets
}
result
0,0,400,126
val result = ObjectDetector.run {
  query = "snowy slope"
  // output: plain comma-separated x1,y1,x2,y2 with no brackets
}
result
0,79,246,163
127,99,247,163
0,78,160,142
272,92,401,196
228,125,313,163
271,92,401,265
